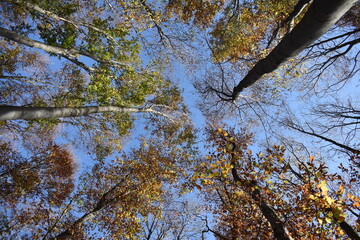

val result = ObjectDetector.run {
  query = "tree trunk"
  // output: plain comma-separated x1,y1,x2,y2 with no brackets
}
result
231,0,357,100
0,106,155,120
48,178,135,240
0,27,80,58
339,221,360,240
231,169,293,240
0,27,125,70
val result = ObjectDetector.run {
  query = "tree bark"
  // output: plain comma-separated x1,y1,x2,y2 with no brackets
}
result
12,0,121,47
0,27,125,70
231,0,357,100
339,221,360,240
0,27,80,58
0,106,157,120
231,168,292,240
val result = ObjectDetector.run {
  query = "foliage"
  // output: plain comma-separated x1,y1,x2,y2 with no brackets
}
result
192,126,360,239
210,0,298,62
0,136,194,239
1,0,360,239
0,0,190,158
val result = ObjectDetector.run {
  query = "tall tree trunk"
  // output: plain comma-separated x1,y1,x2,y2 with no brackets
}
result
0,27,125,71
0,106,158,120
0,27,81,58
231,168,293,240
231,0,357,100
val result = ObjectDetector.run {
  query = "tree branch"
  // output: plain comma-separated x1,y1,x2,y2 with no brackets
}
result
286,121,360,153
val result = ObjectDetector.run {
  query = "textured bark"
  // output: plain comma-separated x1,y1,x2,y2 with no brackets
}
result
251,189,292,240
0,106,156,120
231,0,357,100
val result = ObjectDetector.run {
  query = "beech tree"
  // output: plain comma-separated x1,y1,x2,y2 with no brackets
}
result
201,0,358,101
0,0,192,158
0,136,194,239
192,126,360,239
1,0,360,239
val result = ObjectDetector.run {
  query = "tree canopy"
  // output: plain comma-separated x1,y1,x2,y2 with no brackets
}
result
1,0,359,239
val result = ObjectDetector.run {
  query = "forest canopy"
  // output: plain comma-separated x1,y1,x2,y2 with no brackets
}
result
0,0,359,239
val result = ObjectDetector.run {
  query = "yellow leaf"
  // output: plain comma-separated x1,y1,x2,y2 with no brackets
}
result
325,196,335,205
317,181,328,195
338,185,344,194
353,202,360,208
336,216,345,223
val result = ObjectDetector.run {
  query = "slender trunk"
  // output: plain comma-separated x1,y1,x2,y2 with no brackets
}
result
231,0,357,100
49,178,133,240
13,0,121,46
0,106,155,120
0,27,79,58
231,169,292,240
51,211,96,240
0,27,125,69
339,221,360,240
251,189,292,240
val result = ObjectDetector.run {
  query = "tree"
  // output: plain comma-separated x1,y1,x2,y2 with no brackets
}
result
0,136,194,239
206,0,358,101
1,0,360,239
0,0,191,158
282,98,360,160
192,126,360,239
0,142,77,238
143,195,206,240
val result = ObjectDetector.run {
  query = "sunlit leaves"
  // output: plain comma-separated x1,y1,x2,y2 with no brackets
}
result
210,0,297,62
192,126,359,239
166,0,225,26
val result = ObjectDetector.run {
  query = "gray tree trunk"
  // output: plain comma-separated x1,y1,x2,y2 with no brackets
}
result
0,27,80,58
0,27,125,71
231,0,357,100
0,106,156,120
